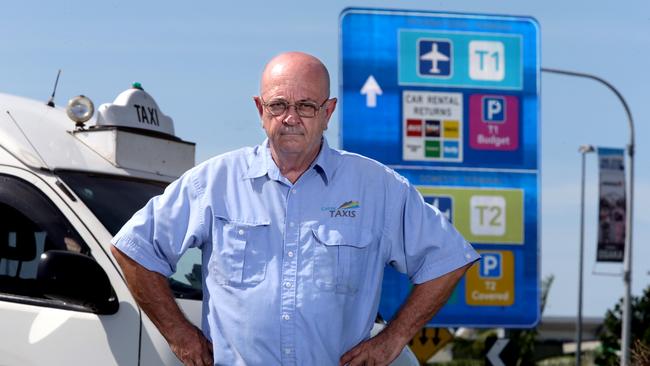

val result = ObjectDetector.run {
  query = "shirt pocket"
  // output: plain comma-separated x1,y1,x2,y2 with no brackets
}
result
311,224,373,295
209,215,270,287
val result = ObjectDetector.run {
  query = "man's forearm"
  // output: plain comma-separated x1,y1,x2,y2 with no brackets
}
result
383,263,474,346
110,246,193,338
339,262,475,365
111,246,213,365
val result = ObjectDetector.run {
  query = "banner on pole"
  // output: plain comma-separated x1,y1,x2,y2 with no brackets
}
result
596,147,626,262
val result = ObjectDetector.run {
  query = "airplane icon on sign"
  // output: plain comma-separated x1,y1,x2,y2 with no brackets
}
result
420,43,449,73
418,40,452,76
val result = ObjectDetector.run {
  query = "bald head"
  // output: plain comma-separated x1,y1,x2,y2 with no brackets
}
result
253,51,337,176
260,52,330,100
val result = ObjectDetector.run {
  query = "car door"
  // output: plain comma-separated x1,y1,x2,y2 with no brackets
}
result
0,169,140,366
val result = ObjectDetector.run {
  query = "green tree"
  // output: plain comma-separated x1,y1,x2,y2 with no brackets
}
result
632,339,650,365
595,285,650,365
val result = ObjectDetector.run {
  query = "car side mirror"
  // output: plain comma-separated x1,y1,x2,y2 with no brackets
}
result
38,250,119,315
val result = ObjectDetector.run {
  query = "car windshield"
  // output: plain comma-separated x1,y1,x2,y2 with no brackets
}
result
57,170,202,300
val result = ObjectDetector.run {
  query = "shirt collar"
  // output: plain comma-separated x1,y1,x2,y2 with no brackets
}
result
244,138,333,185
311,138,332,185
243,139,270,180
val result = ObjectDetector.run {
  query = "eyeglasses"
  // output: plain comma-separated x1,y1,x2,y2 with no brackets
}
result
262,98,329,118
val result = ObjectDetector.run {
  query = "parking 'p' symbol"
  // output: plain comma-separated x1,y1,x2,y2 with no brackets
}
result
488,100,501,119
480,253,502,279
482,97,505,123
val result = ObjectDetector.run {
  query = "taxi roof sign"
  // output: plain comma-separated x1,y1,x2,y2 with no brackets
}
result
96,85,175,136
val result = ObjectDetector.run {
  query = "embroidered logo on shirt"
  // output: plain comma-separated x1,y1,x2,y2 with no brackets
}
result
338,201,360,209
322,201,360,218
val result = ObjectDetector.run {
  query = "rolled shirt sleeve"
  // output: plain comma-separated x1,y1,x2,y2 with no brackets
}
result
385,179,480,284
111,169,208,277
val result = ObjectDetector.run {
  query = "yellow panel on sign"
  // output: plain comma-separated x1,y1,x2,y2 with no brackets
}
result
466,250,514,306
442,120,459,138
408,327,453,364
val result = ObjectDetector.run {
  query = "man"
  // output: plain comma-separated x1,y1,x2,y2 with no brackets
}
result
111,52,479,366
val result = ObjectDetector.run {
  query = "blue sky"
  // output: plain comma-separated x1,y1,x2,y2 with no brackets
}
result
2,1,649,319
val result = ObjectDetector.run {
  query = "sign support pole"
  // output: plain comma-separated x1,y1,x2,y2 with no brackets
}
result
577,145,595,366
542,68,635,365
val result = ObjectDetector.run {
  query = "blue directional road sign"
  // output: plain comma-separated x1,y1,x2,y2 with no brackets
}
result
340,8,540,328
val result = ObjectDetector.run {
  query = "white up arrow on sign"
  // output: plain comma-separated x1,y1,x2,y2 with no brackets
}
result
360,75,382,108
486,339,509,366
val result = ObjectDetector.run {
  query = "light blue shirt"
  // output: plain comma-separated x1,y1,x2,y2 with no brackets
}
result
112,139,479,366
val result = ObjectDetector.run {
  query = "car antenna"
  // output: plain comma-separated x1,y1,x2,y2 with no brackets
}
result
46,69,62,107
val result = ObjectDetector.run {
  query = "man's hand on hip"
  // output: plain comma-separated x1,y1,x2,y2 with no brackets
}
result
339,330,404,366
110,246,214,366
340,264,474,366
169,324,214,366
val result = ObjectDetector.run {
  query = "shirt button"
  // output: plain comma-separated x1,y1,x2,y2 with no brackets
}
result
284,348,292,355
282,313,290,320
465,253,471,259
238,229,245,235
287,251,294,258
292,189,297,194
289,221,295,227
284,281,292,288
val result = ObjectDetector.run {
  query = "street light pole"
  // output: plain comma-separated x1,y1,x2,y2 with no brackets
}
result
542,68,635,365
577,145,595,366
